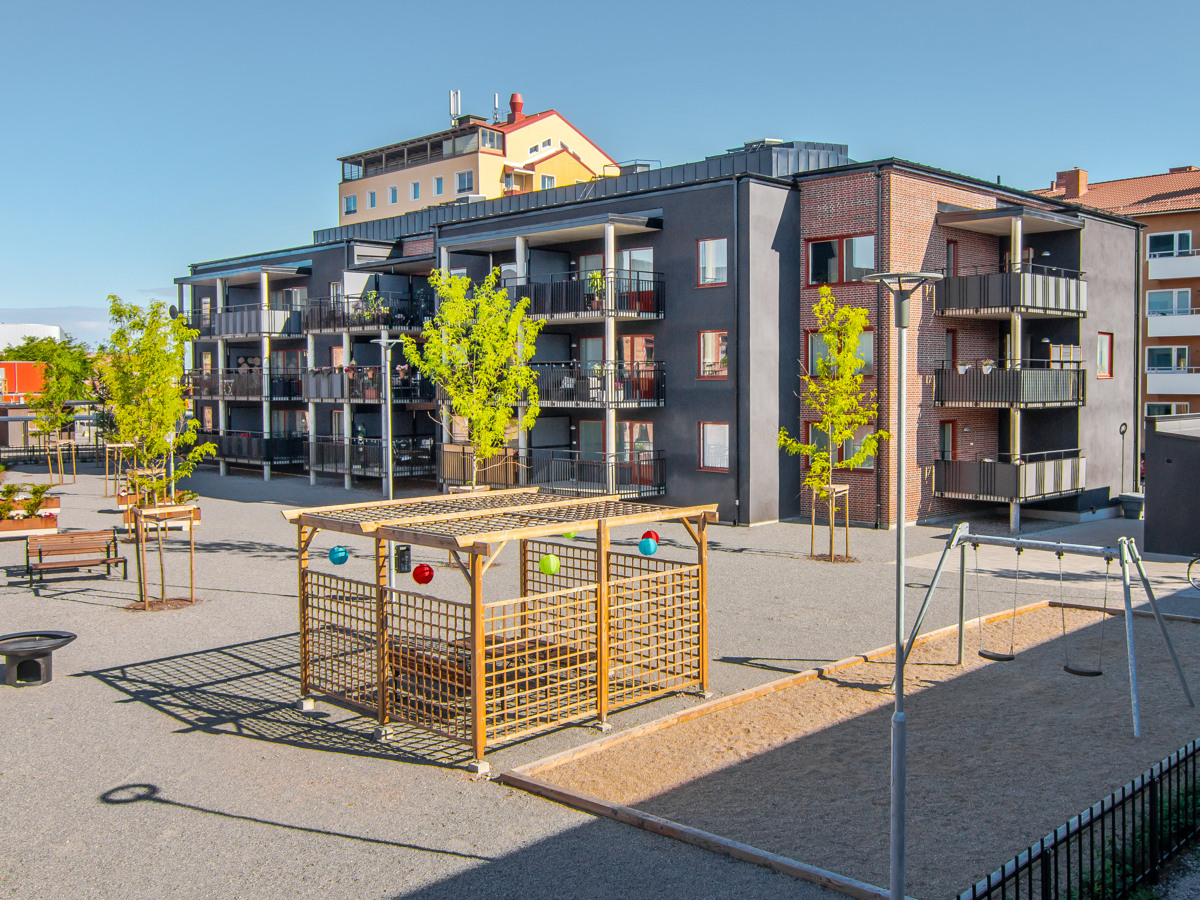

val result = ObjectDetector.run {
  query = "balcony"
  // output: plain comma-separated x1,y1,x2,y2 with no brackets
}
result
186,304,304,338
933,362,1085,408
1148,250,1200,281
1147,367,1200,395
302,367,437,405
308,436,435,479
531,362,665,408
505,271,664,320
934,450,1086,502
302,293,434,333
187,369,303,401
1148,310,1200,338
437,445,665,500
192,431,307,465
935,266,1087,318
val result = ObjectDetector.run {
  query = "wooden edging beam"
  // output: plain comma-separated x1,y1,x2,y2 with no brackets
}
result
1050,600,1200,625
494,773,892,900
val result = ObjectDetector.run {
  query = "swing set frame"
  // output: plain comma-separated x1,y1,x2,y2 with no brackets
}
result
906,523,1195,737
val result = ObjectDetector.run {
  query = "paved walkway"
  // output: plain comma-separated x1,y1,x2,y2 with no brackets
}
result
2,465,1195,899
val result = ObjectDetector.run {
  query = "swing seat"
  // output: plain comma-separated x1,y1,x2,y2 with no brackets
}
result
978,649,1015,663
1064,664,1103,677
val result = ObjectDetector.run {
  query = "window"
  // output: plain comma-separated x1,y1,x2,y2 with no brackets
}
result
1148,289,1191,316
410,181,420,201
1148,231,1192,258
330,346,344,368
1147,346,1189,371
200,351,212,375
700,423,730,470
449,267,468,278
807,330,874,376
618,421,653,454
843,424,876,469
809,235,876,284
946,240,959,277
455,170,474,194
540,175,556,190
503,172,513,190
367,191,376,208
330,281,344,302
1147,402,1190,416
541,138,552,149
619,334,654,363
388,186,398,205
699,331,728,378
1097,333,1113,378
578,253,603,274
697,238,728,286
434,176,444,196
343,194,357,215
938,421,955,461
944,329,957,367
202,406,213,430
480,129,502,150
618,247,654,274
528,144,539,156
330,409,344,437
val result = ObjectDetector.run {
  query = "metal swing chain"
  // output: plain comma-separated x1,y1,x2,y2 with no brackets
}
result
973,542,985,651
1007,548,1022,655
1097,557,1113,670
1059,549,1072,665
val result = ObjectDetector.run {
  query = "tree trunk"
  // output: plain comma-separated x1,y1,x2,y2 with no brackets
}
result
826,467,835,560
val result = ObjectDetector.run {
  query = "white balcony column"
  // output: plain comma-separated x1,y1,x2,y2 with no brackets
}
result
514,235,527,280
1009,216,1023,274
342,331,352,490
261,335,271,482
438,244,450,271
307,329,317,484
215,277,225,313
602,222,618,493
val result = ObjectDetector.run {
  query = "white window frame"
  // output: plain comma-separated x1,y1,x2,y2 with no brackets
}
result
434,176,444,196
410,181,420,201
528,144,538,156
540,174,556,190
697,238,728,286
343,194,357,215
1147,230,1192,258
1146,345,1189,372
1147,289,1191,316
367,190,376,208
454,170,474,194
541,138,552,149
387,186,398,205
1146,402,1190,417
699,422,730,471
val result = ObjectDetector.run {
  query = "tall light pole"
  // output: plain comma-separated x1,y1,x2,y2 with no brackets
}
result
372,335,406,589
862,271,941,900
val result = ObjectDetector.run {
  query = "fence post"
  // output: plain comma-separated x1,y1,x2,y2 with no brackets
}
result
1149,773,1160,883
1039,839,1051,898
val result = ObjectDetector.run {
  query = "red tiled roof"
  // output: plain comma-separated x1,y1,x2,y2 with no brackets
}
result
1034,169,1200,215
496,109,557,133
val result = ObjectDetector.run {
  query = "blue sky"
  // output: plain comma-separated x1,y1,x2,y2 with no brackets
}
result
1,0,1192,347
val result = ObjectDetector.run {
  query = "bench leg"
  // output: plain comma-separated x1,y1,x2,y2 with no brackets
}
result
122,559,128,581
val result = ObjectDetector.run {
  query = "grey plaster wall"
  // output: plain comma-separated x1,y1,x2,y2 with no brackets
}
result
1144,424,1200,556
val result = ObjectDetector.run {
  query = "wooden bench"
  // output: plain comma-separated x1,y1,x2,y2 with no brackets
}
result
26,529,127,587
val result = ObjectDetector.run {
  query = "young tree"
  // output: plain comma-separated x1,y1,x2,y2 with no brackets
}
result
402,269,544,489
779,286,888,559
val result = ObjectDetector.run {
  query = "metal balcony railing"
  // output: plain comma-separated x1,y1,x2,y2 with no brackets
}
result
302,293,435,333
933,362,1085,408
530,361,666,407
437,445,665,500
935,268,1087,317
307,435,435,478
191,430,307,465
503,270,664,320
934,451,1086,502
302,367,436,404
186,304,305,338
187,369,303,400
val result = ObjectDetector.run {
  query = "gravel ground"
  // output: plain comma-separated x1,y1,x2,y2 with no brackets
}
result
1,464,1195,899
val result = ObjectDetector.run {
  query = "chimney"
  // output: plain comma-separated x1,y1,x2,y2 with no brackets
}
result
1056,168,1087,200
1169,165,1198,174
507,92,525,125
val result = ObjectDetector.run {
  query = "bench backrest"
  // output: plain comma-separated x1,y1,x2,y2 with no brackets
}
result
28,530,117,553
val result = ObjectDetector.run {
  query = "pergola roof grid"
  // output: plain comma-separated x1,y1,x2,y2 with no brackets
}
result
289,488,557,529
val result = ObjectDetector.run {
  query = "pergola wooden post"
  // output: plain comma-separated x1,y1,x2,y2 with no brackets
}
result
298,523,315,696
375,537,388,727
595,519,611,724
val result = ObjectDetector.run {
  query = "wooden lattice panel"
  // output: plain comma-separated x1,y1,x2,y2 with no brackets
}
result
303,572,380,714
607,549,674,581
482,584,600,743
607,566,703,708
523,539,597,595
384,589,472,742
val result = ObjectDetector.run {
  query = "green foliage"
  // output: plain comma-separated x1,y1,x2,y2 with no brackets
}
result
21,483,52,518
0,335,96,439
779,286,888,555
401,269,544,487
97,295,215,501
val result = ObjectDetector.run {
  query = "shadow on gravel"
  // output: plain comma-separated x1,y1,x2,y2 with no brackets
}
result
99,783,491,861
82,633,472,767
715,656,832,676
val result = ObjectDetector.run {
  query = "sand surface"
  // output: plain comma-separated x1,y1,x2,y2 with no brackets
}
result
538,608,1200,898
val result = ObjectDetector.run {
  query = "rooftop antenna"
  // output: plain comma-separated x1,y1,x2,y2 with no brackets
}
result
449,89,461,125
493,93,500,124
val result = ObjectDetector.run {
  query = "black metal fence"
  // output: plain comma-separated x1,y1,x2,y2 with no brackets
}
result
185,304,304,338
934,363,1085,408
530,362,666,407
504,271,665,319
959,738,1200,899
187,369,303,400
307,436,435,478
301,367,437,404
302,293,434,332
935,269,1087,317
437,445,665,499
192,431,307,465
934,452,1086,502
0,443,102,466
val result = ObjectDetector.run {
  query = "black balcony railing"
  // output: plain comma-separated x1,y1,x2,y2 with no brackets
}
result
934,451,1085,502
530,361,666,407
186,304,304,338
308,435,435,478
935,268,1087,317
934,362,1084,408
437,445,665,500
186,369,303,401
302,293,435,333
504,270,665,319
192,430,307,465
302,367,437,404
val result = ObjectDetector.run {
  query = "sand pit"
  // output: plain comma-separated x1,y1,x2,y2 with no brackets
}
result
514,607,1200,899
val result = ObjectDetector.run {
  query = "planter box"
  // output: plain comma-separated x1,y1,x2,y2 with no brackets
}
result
0,517,58,540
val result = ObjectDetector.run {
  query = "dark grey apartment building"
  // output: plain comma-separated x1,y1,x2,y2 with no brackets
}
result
177,141,1141,529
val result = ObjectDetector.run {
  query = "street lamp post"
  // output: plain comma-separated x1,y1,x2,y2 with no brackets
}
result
372,335,406,590
862,271,942,900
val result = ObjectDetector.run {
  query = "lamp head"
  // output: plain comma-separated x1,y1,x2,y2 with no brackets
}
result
862,272,944,328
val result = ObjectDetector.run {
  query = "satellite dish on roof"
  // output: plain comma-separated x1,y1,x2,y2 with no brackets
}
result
168,304,179,319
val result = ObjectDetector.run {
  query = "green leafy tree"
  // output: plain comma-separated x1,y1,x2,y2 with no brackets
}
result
402,269,544,488
779,286,888,559
97,295,214,503
0,335,95,448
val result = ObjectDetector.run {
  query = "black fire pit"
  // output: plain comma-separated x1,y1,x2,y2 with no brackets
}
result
0,631,77,687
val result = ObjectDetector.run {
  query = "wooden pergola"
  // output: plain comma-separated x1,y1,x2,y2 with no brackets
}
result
283,487,717,761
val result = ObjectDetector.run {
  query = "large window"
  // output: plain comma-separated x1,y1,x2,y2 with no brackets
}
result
699,422,730,471
455,170,474,194
808,235,875,284
1147,346,1189,371
804,422,876,469
1148,289,1191,316
697,238,728,286
938,421,955,461
944,329,957,367
946,240,959,277
343,194,357,215
540,175,556,190
807,330,874,376
481,129,502,150
1097,333,1113,378
1147,402,1190,416
1148,230,1192,258
699,331,728,379
619,248,654,274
